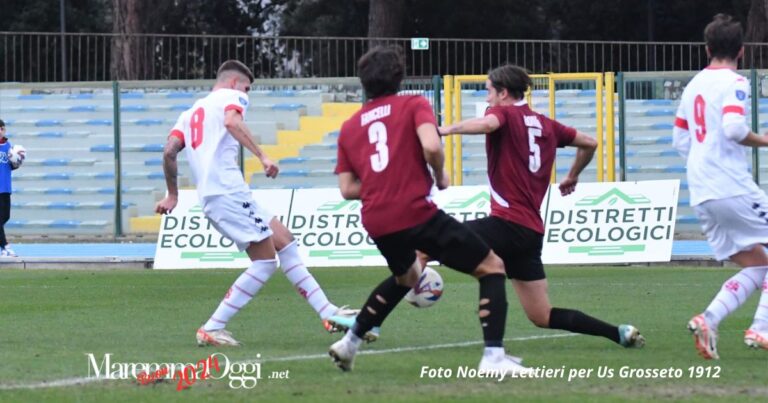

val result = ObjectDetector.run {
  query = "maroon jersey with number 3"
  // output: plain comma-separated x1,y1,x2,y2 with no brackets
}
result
485,101,576,234
335,95,438,238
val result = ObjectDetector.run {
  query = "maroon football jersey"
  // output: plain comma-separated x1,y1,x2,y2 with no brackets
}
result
485,101,576,233
335,95,438,237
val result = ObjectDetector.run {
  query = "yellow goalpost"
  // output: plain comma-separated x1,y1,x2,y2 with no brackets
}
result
443,73,616,185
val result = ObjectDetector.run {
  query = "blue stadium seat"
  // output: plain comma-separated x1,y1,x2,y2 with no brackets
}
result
67,94,94,100
642,99,675,106
121,93,144,99
91,145,114,152
86,119,112,126
141,144,164,152
121,105,148,112
135,119,163,126
272,103,305,111
69,105,97,112
644,109,675,117
18,95,44,100
41,159,71,166
268,90,296,97
166,92,195,99
36,119,62,127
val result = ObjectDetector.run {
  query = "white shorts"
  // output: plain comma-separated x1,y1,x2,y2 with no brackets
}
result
202,192,274,252
694,192,768,260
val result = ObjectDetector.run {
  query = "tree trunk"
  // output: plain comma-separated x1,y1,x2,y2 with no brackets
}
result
745,0,768,68
367,0,405,48
111,0,150,80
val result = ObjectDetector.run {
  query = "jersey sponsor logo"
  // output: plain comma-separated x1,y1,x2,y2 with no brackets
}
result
736,90,746,101
238,97,248,106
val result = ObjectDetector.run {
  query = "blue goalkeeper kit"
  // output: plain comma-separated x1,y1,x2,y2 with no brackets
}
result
0,140,12,193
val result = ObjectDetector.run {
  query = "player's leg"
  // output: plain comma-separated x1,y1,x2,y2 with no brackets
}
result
509,278,642,347
329,233,419,371
746,269,768,349
689,195,768,358
467,216,644,348
421,212,527,374
0,192,13,256
196,193,279,347
269,217,346,321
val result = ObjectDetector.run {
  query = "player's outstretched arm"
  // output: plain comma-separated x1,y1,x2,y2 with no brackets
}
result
559,131,597,196
417,123,449,189
155,135,184,214
338,172,361,200
737,131,768,147
438,114,501,136
224,109,279,178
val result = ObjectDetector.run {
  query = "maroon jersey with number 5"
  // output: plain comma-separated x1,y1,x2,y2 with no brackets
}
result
484,101,576,234
335,95,438,238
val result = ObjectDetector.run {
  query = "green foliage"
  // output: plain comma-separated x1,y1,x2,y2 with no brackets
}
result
0,0,111,33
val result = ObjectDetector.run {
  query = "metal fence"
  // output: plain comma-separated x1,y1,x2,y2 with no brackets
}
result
5,32,768,82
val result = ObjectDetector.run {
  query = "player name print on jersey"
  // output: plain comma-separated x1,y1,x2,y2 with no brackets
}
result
360,104,391,126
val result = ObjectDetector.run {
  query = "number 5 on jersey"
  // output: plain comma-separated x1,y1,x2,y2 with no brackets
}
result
369,121,389,172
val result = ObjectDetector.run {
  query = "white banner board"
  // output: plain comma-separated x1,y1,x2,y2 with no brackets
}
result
154,181,678,269
541,180,679,264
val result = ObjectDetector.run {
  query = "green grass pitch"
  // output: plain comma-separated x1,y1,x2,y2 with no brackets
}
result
0,266,766,402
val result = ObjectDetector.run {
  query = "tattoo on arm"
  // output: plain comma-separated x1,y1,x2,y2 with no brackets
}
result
163,137,184,195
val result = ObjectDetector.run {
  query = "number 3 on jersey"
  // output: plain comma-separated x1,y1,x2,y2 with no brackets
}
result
693,95,706,143
368,121,389,172
190,107,205,149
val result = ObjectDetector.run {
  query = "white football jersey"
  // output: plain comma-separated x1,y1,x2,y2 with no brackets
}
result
170,88,251,200
672,67,758,206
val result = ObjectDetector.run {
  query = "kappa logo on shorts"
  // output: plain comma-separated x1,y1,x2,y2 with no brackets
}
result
736,89,746,101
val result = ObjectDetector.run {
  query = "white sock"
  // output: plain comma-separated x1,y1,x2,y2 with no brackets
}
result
750,274,768,331
278,241,338,319
483,347,505,360
342,330,363,349
704,266,767,328
203,259,278,331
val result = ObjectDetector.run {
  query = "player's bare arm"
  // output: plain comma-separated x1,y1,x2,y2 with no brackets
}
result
737,131,768,147
338,172,361,200
559,131,597,196
416,122,449,189
155,135,184,214
438,114,501,136
223,109,279,178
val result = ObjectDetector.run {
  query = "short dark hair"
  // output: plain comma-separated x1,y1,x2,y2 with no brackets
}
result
0,119,4,128
358,46,405,99
217,60,254,83
487,65,532,100
704,13,743,60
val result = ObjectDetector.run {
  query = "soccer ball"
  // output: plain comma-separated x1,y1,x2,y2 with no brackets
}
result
404,266,444,308
9,145,25,168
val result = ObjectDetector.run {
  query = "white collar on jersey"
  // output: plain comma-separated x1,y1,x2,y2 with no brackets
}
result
513,99,527,106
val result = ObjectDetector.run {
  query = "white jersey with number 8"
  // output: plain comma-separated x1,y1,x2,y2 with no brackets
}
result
170,88,251,200
673,67,759,206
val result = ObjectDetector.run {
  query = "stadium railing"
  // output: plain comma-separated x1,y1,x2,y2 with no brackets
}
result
4,32,768,82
